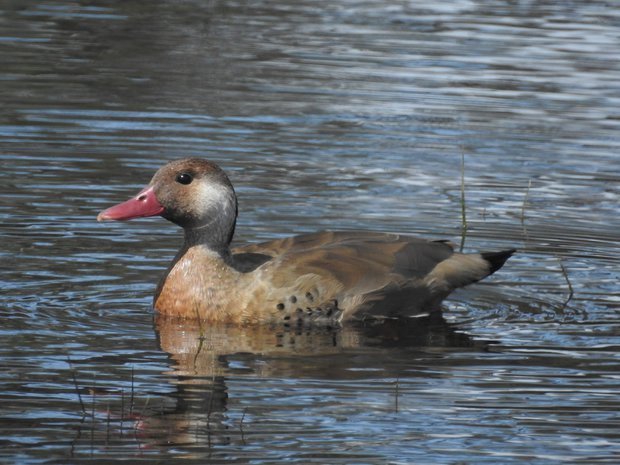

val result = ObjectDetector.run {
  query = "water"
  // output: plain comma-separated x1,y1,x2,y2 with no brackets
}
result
1,0,619,463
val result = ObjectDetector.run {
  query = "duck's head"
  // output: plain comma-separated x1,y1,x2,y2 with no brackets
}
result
97,158,238,247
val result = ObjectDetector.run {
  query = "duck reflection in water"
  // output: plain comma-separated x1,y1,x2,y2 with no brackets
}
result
139,313,491,449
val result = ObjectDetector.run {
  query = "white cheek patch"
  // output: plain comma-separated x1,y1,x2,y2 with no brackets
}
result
194,182,234,214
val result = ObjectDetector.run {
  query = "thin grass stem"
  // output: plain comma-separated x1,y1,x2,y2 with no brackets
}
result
521,178,532,225
129,366,135,417
68,358,86,416
558,257,574,310
459,151,468,252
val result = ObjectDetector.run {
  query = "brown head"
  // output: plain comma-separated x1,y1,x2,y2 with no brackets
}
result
97,158,238,250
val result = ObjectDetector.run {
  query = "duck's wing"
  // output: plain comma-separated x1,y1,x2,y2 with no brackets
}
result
232,231,513,321
234,231,453,278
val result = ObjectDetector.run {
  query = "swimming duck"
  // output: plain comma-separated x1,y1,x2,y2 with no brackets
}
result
98,158,514,324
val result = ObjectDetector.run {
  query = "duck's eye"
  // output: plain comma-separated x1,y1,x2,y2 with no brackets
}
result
176,173,193,185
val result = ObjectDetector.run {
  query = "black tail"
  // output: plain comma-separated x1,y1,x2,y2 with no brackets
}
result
481,249,516,275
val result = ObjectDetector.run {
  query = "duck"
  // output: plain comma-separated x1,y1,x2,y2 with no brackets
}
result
97,158,515,325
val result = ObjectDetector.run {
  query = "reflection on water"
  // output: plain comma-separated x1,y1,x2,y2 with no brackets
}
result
156,313,479,376
145,316,475,451
1,0,619,463
61,316,620,463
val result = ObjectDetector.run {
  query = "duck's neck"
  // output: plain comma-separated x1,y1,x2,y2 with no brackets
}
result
181,197,238,261
183,222,234,264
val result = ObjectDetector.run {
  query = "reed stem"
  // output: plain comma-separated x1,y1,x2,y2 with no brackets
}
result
459,151,468,252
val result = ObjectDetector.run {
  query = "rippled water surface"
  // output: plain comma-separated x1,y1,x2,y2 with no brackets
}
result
1,1,619,463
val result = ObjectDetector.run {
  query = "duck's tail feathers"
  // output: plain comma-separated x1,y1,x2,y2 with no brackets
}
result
480,249,517,275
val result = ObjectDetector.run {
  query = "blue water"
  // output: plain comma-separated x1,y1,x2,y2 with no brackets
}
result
1,1,619,463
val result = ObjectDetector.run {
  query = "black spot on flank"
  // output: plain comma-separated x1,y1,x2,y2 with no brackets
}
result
296,308,303,314
289,295,297,304
276,303,285,310
283,315,291,321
